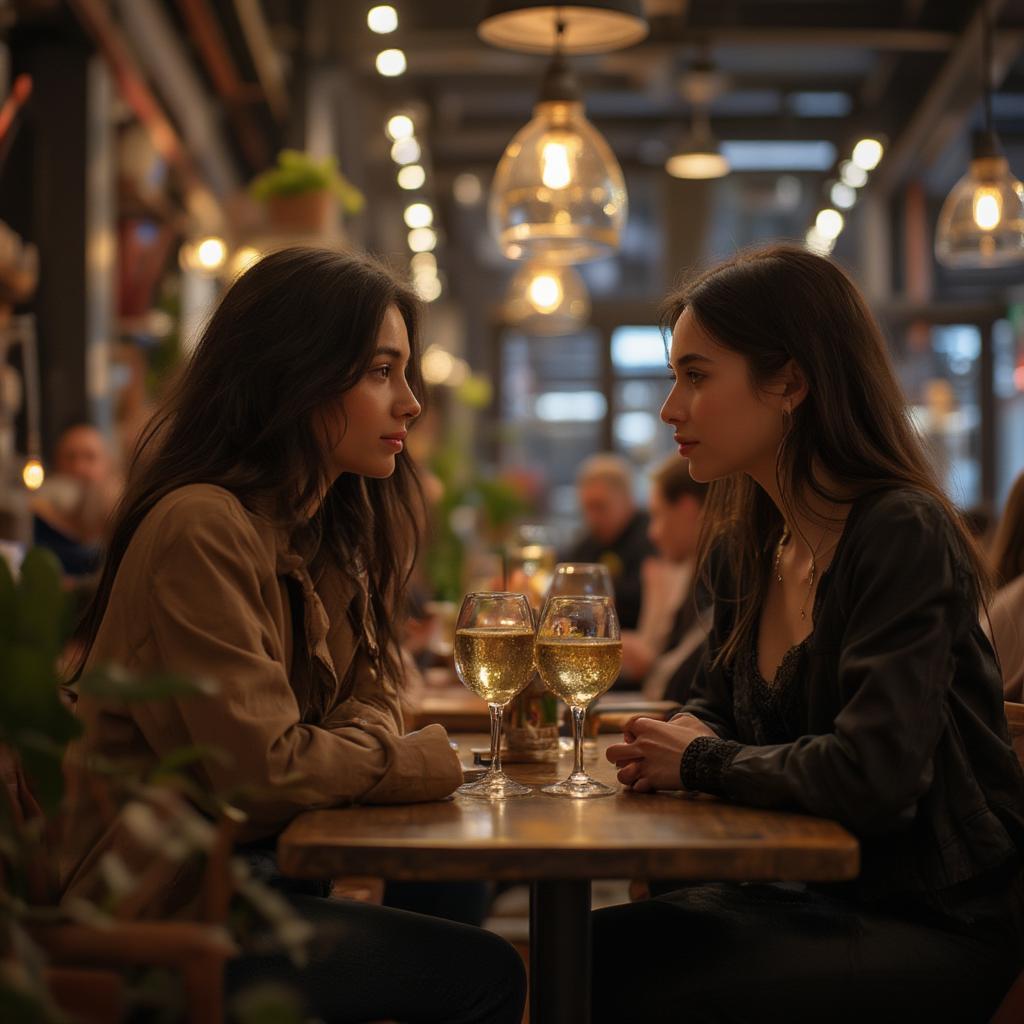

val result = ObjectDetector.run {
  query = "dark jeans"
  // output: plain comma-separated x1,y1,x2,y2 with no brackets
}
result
226,893,526,1023
383,880,492,926
592,882,1020,1024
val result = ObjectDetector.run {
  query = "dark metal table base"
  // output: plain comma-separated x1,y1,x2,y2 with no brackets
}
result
530,879,592,1024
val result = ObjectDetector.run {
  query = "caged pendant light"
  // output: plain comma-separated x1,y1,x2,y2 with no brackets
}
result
934,2,1024,268
489,42,628,263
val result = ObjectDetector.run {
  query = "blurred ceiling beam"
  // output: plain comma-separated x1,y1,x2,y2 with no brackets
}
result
347,26,969,71
858,0,930,107
872,0,1023,194
114,0,240,200
232,0,289,123
176,0,271,170
65,0,224,231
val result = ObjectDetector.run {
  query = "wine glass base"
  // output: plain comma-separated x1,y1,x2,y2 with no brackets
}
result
541,772,616,799
457,769,532,800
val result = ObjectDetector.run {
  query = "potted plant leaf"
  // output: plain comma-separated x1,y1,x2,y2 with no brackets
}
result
249,150,364,235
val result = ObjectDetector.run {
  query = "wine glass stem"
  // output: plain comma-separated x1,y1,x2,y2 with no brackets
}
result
571,705,586,777
489,703,505,775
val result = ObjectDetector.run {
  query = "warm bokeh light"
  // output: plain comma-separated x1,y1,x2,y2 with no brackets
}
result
414,274,442,302
391,137,421,165
411,251,437,274
408,227,437,252
386,114,414,140
397,164,426,190
805,227,834,256
852,138,883,171
815,208,844,240
527,272,563,313
422,345,456,384
22,458,44,490
376,48,406,77
404,202,434,229
540,140,573,189
453,172,483,205
839,160,868,188
231,246,262,277
830,182,857,210
196,236,227,271
973,188,1002,230
367,5,398,33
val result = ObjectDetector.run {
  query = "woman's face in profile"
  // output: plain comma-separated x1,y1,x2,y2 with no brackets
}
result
660,307,788,484
316,305,422,482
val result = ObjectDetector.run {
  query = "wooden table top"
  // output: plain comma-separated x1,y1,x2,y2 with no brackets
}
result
278,736,860,884
407,686,680,734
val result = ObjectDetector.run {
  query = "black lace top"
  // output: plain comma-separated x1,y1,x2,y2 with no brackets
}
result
733,628,812,747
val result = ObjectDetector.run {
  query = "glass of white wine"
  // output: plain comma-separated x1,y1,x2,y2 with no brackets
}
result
535,595,621,798
453,592,536,800
545,563,616,752
546,562,614,602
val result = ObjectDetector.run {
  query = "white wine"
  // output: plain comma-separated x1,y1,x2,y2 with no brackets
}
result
454,628,535,704
535,637,622,707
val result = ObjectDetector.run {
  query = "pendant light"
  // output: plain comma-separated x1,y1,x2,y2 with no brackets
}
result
935,3,1024,268
666,110,729,180
478,1,647,55
665,53,730,180
504,261,591,335
489,43,628,263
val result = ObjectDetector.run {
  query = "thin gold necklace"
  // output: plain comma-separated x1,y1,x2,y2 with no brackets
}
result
773,526,837,621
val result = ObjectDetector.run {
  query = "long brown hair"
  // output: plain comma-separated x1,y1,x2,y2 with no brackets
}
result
74,247,425,704
660,243,991,667
992,472,1024,588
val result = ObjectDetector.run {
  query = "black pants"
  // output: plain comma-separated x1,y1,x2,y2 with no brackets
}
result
226,893,526,1023
592,882,1019,1024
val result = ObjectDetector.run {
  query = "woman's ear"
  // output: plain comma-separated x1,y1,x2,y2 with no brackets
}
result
781,359,809,411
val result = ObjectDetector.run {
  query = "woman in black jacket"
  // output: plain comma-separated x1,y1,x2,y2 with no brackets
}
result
597,244,1024,1023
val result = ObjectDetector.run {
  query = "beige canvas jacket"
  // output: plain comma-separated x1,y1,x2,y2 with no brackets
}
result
59,484,461,916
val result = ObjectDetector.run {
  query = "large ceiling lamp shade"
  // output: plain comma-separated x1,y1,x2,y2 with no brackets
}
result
490,54,628,263
478,1,648,55
935,4,1024,269
504,261,591,335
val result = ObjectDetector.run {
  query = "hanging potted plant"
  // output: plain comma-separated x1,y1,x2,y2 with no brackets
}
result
249,150,364,235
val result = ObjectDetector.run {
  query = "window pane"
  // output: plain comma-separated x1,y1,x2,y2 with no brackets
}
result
898,324,982,508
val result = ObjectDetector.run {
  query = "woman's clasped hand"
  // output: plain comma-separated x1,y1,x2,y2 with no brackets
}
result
607,713,718,792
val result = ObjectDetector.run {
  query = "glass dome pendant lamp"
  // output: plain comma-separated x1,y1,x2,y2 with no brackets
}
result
504,260,591,335
934,4,1024,268
489,26,628,264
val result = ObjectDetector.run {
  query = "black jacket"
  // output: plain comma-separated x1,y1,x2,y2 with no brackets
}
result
680,487,1024,913
564,511,656,631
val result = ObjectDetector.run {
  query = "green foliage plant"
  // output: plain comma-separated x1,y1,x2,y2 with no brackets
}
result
249,150,364,216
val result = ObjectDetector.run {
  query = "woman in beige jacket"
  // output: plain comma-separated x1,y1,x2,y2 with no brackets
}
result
61,248,525,1023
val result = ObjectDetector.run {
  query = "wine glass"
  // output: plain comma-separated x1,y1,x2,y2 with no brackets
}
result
535,595,621,798
453,592,536,800
505,532,557,614
545,563,615,751
546,562,614,601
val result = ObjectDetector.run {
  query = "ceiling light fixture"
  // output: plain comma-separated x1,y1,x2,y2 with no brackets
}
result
478,1,647,55
489,29,627,263
935,3,1024,268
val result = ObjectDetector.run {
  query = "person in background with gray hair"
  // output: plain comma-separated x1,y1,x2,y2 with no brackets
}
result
563,452,656,634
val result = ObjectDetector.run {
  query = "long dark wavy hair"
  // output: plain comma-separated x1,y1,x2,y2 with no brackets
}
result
73,247,426,704
992,472,1024,588
660,243,990,668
